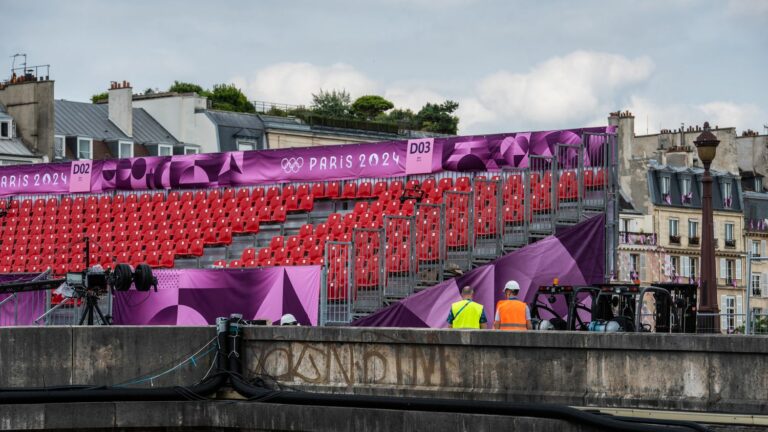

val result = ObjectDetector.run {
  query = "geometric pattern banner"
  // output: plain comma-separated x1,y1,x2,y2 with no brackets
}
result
352,214,605,328
113,266,321,326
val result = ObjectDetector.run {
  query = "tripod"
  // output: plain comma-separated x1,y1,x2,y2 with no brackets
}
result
78,291,110,325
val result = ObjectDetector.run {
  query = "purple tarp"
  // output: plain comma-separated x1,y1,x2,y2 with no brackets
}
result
0,273,48,326
0,126,613,197
113,266,321,325
352,214,605,328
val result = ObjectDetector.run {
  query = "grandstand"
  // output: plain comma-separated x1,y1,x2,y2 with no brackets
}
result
0,129,617,325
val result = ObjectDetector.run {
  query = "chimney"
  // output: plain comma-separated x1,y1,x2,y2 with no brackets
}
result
108,81,133,136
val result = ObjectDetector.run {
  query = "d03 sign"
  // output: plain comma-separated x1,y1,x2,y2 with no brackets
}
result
405,138,434,175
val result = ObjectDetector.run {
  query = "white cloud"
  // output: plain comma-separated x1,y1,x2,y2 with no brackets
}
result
627,96,766,135
462,51,654,132
231,62,378,105
383,85,447,112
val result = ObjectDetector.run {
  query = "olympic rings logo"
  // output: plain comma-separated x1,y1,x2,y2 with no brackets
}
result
280,157,304,174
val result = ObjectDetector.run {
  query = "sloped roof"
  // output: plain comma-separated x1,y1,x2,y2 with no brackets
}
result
54,100,179,145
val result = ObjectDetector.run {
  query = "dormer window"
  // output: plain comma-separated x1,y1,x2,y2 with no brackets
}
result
77,137,93,160
0,120,11,139
681,177,692,204
661,175,671,204
722,181,733,208
756,177,764,193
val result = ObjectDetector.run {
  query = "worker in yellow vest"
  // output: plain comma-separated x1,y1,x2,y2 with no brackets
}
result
447,286,487,329
494,280,532,331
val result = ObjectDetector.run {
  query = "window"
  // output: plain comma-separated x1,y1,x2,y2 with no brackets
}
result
54,135,65,159
661,176,670,195
689,257,697,279
756,177,763,192
723,181,733,208
669,218,679,244
753,274,762,296
724,223,735,247
629,253,640,280
237,139,258,151
0,121,9,138
681,177,692,204
724,295,736,333
77,137,92,160
118,141,133,159
670,255,680,277
752,240,761,257
184,146,199,155
688,220,698,239
720,258,742,286
620,218,628,232
158,144,173,156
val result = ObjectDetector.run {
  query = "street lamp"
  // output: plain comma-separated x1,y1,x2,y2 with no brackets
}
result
694,122,720,332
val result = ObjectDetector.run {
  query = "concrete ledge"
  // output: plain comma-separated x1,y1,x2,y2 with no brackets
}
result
242,327,768,415
0,401,601,431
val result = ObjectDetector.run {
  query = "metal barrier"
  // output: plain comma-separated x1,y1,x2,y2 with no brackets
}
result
319,241,353,326
554,143,583,224
751,313,768,335
696,312,748,334
383,215,416,300
528,155,555,237
443,191,473,272
352,228,384,317
472,177,502,259
498,168,528,249
415,203,445,287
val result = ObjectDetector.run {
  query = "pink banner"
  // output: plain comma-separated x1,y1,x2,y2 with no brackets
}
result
69,160,93,193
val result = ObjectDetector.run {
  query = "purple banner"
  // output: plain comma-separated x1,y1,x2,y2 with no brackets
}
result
0,126,614,197
0,273,48,326
112,266,320,326
0,163,71,197
352,213,605,328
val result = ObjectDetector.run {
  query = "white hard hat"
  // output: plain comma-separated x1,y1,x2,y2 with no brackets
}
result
504,280,520,292
280,313,298,326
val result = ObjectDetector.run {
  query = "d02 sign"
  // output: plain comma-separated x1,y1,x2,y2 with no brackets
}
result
69,160,93,193
405,138,434,175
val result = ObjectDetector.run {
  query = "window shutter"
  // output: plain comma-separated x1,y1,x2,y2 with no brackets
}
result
736,259,742,280
736,295,744,328
664,255,671,276
763,273,768,297
639,254,646,281
720,295,728,331
720,258,727,279
762,240,767,257
681,256,690,277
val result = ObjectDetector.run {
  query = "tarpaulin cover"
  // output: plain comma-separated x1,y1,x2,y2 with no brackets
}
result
113,266,321,325
352,214,605,328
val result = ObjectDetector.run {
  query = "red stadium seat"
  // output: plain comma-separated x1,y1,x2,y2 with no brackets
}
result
326,181,341,199
342,182,357,199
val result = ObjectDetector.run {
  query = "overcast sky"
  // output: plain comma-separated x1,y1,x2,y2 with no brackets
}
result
2,0,767,135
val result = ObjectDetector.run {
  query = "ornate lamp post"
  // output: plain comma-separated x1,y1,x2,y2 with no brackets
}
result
694,122,720,332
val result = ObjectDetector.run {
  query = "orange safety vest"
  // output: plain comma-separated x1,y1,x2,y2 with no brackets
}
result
496,299,528,331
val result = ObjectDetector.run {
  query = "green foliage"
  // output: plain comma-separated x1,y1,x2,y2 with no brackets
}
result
168,81,205,94
91,92,108,103
381,108,418,127
311,89,351,118
351,95,394,120
416,100,460,134
209,84,255,113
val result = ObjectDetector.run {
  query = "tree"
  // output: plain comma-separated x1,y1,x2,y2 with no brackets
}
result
208,84,255,113
382,108,418,128
351,95,394,120
168,81,205,95
311,89,351,118
91,92,108,103
416,100,459,134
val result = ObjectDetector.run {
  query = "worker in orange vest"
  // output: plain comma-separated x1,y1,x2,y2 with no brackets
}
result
494,280,532,331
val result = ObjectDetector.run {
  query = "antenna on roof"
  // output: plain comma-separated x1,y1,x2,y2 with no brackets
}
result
10,53,26,78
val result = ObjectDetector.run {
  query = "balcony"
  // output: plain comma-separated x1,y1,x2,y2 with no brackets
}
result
688,237,700,246
753,288,763,297
725,239,736,248
669,235,681,245
619,231,657,246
